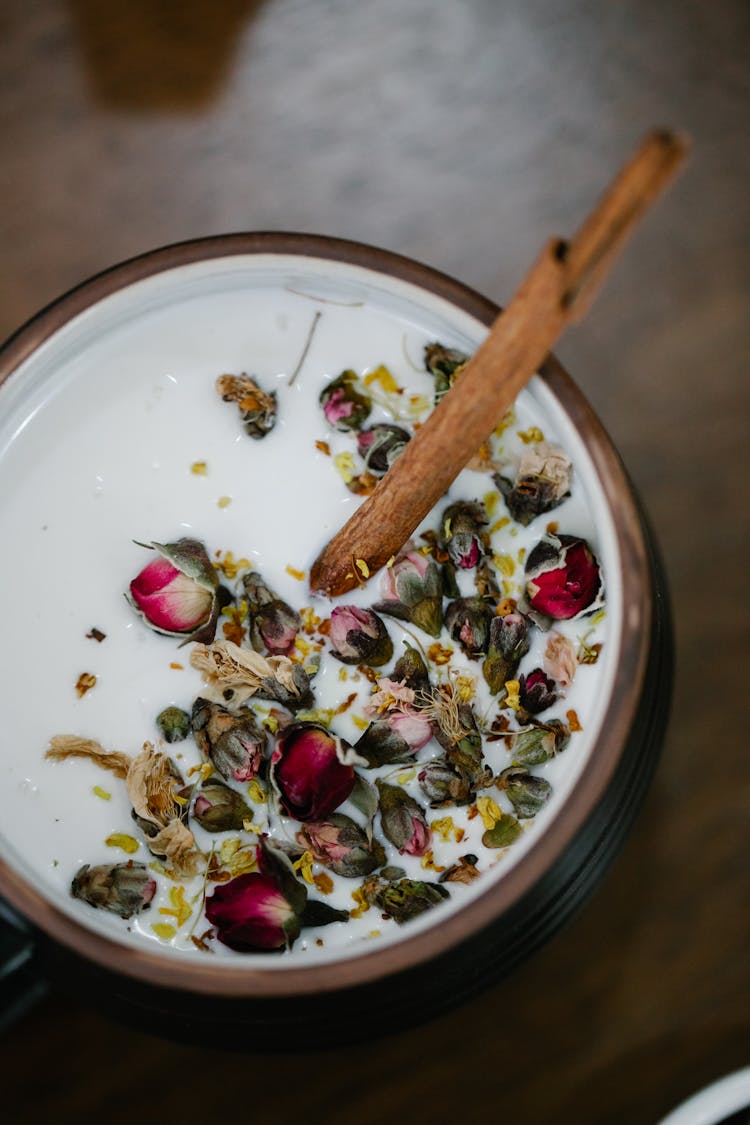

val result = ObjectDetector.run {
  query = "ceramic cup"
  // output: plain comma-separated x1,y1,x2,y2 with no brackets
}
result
0,234,672,1043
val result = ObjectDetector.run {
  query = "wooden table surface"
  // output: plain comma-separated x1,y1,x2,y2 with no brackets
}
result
1,2,748,1121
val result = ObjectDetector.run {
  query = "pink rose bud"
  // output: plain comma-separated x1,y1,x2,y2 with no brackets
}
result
319,370,371,431
374,549,443,637
206,872,299,952
329,605,393,666
525,533,603,620
439,501,488,569
270,722,355,821
127,537,219,643
297,813,386,878
71,861,157,919
376,779,432,856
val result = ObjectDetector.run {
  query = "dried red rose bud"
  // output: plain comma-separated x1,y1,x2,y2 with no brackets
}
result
511,718,570,766
329,606,393,667
518,668,557,714
482,611,531,694
297,813,386,878
362,874,449,924
374,549,443,637
206,872,299,951
439,501,487,569
497,765,553,818
207,836,348,952
127,538,220,643
356,423,411,474
376,780,432,856
71,861,156,919
424,342,468,404
192,778,253,832
155,705,191,743
319,369,371,431
445,596,494,658
525,533,603,620
191,698,266,782
270,722,355,821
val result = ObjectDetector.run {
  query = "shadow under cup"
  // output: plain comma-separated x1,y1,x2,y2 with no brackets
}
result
0,234,672,1043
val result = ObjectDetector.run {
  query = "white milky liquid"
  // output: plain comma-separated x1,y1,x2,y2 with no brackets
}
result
0,255,621,967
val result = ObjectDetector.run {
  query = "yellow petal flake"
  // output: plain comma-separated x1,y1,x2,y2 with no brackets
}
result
293,850,315,885
363,364,401,394
350,887,371,919
430,816,456,843
92,785,111,801
476,796,503,831
190,460,208,475
151,923,177,941
484,491,500,516
396,768,416,784
333,451,356,485
493,553,516,577
247,779,267,804
518,426,545,444
285,564,306,581
105,833,139,854
504,680,521,710
489,516,510,534
217,495,232,508
427,642,453,666
159,885,192,929
314,872,334,895
355,558,370,579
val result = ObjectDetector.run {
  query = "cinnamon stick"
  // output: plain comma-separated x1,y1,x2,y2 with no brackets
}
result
310,130,688,597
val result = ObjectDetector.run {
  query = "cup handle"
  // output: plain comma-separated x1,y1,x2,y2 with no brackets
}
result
0,898,48,1032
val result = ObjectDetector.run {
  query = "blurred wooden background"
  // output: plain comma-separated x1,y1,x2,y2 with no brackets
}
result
1,1,748,1121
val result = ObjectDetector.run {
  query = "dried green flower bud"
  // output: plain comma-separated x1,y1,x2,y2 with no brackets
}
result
445,597,494,658
320,369,371,431
494,443,572,526
216,373,277,439
432,699,492,798
357,423,411,474
497,765,552,818
375,550,443,637
242,572,300,655
192,778,253,832
257,663,315,712
511,718,570,766
418,759,473,807
156,705,191,744
354,722,415,768
482,813,522,848
439,501,488,570
191,698,266,782
483,611,531,694
329,605,393,666
363,875,449,924
71,861,157,918
392,644,431,693
376,780,432,856
424,342,469,404
297,813,386,878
